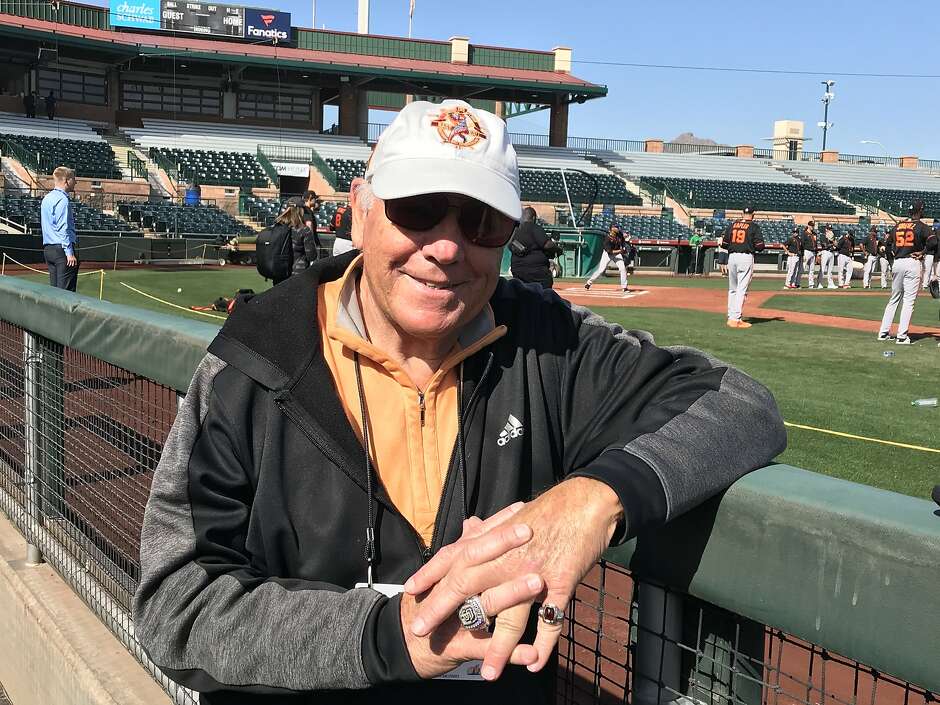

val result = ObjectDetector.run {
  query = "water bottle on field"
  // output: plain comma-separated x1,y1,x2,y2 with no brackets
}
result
911,398,938,407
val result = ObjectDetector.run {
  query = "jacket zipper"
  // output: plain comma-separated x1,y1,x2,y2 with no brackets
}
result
275,396,429,561
427,354,495,555
417,391,425,427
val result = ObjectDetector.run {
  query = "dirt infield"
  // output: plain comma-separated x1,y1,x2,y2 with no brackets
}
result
556,284,940,335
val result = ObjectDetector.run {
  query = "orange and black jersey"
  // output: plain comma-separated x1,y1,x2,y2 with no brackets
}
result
721,220,764,254
863,233,879,255
836,233,854,256
800,230,817,252
886,219,929,259
785,233,802,255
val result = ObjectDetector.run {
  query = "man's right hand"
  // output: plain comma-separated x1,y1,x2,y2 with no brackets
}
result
66,253,77,267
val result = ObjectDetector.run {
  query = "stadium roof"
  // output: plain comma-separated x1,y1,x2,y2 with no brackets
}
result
0,5,606,106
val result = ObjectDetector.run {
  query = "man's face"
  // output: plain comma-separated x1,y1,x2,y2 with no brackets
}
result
305,196,319,211
353,189,503,344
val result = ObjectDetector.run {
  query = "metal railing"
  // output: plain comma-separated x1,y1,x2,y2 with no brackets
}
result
838,153,902,167
0,278,936,705
254,147,280,186
126,151,148,180
662,142,736,156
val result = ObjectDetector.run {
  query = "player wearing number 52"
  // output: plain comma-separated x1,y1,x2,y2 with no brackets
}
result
878,199,929,345
720,205,765,329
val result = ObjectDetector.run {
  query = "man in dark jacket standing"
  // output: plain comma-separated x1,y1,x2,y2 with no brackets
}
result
509,206,558,289
134,99,786,705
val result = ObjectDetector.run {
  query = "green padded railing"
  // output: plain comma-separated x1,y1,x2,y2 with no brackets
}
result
0,277,936,699
254,147,280,186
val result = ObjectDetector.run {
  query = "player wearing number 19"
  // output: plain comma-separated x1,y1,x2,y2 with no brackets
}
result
720,205,765,329
878,199,929,345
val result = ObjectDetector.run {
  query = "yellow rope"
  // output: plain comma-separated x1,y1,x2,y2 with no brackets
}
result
784,421,940,454
118,282,226,320
2,253,104,280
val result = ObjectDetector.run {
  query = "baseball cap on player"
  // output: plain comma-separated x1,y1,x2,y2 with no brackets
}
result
364,99,522,221
909,198,925,214
742,205,755,214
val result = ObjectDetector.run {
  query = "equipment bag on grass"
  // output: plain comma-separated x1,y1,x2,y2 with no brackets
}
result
256,223,293,282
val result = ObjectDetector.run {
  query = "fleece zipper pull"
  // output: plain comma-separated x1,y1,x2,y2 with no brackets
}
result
418,391,426,427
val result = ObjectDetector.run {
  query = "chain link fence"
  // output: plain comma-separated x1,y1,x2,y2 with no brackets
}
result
0,315,935,705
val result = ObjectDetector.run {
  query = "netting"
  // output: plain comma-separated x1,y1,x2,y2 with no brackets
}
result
0,319,934,705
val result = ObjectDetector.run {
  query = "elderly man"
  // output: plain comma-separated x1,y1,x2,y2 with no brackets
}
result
134,100,785,705
40,166,78,291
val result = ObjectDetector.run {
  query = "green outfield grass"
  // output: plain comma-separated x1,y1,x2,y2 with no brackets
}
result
593,306,938,500
22,266,270,324
763,292,940,328
16,267,936,499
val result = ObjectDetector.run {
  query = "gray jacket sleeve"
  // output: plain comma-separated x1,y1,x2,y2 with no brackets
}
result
560,305,786,541
133,354,413,695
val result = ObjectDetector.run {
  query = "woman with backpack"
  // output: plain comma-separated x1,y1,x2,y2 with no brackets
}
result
275,204,320,279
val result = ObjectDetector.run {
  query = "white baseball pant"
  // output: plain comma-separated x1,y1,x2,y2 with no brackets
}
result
922,255,935,288
879,258,920,339
785,254,801,287
862,254,877,288
802,250,816,287
727,253,754,321
879,257,891,287
820,250,836,286
837,254,853,286
586,251,628,288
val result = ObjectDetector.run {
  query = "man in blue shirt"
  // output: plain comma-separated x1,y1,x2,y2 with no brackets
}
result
41,166,78,291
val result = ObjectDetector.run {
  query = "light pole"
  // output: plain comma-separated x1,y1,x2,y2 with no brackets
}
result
818,80,835,150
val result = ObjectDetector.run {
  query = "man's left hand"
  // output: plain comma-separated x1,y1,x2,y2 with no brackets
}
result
404,477,623,680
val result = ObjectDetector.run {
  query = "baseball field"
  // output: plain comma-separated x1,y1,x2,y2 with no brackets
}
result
22,265,939,501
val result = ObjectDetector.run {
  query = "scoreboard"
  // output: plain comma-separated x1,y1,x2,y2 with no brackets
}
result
110,0,291,43
160,1,245,38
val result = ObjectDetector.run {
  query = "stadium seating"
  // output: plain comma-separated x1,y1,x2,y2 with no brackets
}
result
0,111,120,178
519,169,641,206
838,188,940,218
1,134,119,179
781,161,940,193
644,177,854,215
149,147,268,187
122,119,372,189
324,159,366,192
0,194,138,233
116,201,251,237
587,212,694,240
242,196,342,229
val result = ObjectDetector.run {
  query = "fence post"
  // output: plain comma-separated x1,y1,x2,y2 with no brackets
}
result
39,338,66,523
23,331,43,565
633,583,687,705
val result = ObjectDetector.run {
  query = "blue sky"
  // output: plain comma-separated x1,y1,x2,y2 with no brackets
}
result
94,0,940,158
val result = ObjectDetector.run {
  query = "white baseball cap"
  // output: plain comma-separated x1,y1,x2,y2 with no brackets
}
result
365,99,522,221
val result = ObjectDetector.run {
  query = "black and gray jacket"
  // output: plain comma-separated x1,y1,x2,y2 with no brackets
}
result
133,252,786,705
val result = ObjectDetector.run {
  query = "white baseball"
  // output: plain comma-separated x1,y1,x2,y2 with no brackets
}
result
177,287,182,293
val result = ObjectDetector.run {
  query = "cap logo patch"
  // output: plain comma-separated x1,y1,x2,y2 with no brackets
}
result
430,105,487,149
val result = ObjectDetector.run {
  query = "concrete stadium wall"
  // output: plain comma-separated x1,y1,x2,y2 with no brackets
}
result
0,512,170,705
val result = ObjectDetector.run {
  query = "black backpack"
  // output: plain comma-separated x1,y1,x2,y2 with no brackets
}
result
255,223,293,282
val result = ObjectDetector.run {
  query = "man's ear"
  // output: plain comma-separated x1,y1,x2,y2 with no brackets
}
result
349,177,366,250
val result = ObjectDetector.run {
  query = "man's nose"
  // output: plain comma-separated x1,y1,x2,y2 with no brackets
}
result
420,210,465,264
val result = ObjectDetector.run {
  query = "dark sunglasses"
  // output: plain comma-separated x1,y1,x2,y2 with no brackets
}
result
384,194,517,248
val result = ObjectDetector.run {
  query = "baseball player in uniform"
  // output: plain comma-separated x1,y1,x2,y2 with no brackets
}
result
862,226,881,289
879,229,893,288
801,221,818,288
784,227,803,289
584,224,629,293
836,229,856,288
878,199,929,344
721,205,764,328
819,225,837,288
922,223,938,289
